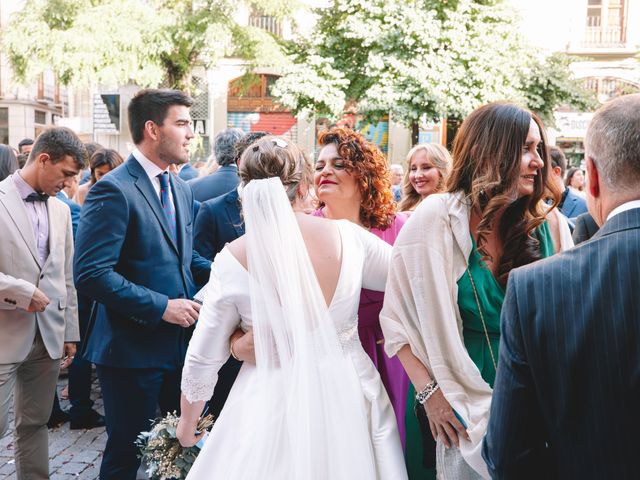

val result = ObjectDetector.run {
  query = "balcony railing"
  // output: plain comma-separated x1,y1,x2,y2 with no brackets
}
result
249,15,282,37
583,77,640,103
582,25,625,47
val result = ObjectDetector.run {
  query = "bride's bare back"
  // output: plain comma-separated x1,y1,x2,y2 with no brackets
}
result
227,213,343,308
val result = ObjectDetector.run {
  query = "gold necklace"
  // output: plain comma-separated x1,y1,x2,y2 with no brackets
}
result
466,265,498,372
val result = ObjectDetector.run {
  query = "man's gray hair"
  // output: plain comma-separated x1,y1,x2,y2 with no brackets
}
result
214,128,244,167
585,93,640,191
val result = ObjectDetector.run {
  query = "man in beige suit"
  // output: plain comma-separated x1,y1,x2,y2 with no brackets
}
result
0,127,86,479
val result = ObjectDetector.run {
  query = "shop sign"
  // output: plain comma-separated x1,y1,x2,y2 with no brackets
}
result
554,112,594,139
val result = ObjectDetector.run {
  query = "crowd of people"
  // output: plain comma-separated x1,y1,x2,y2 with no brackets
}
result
0,88,638,480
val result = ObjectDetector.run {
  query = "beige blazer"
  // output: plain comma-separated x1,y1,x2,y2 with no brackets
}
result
0,175,79,363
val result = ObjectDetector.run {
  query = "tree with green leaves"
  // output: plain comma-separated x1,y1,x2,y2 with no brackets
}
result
2,0,295,91
520,52,597,126
272,0,595,126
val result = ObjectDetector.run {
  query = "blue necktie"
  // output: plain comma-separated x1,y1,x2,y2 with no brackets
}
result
157,172,177,244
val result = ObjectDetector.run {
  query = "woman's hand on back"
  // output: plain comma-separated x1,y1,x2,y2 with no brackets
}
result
230,328,255,365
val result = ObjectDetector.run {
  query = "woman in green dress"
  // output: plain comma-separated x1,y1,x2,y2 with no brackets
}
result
381,102,567,479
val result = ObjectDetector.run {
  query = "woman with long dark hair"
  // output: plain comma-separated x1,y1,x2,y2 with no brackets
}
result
381,102,566,478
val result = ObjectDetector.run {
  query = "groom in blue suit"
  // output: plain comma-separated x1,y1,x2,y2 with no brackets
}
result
484,94,640,479
74,89,210,479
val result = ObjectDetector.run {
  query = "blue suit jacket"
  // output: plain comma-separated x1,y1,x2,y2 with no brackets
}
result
179,163,199,181
559,187,588,220
483,207,640,479
193,189,244,263
74,156,211,369
188,165,240,203
56,192,81,237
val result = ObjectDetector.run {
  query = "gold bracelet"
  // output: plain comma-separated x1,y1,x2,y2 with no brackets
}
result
229,339,240,361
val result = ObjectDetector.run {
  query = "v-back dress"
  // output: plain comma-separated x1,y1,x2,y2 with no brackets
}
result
313,209,411,446
181,220,408,479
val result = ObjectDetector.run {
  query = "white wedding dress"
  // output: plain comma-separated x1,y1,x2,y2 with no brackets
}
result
181,179,407,480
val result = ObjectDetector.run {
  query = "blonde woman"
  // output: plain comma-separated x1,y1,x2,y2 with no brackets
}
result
398,143,451,212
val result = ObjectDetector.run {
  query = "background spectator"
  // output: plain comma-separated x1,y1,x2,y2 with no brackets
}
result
74,149,124,206
390,163,404,202
0,145,19,181
549,147,588,226
398,143,451,212
17,138,34,156
188,128,244,202
565,167,586,197
178,162,199,181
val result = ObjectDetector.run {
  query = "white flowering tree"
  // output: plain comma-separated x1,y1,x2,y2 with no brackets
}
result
272,0,594,125
2,0,294,90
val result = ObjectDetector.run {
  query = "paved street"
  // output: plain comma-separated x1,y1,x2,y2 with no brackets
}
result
0,371,107,479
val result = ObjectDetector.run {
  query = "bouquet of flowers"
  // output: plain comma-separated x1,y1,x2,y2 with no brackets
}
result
136,411,214,480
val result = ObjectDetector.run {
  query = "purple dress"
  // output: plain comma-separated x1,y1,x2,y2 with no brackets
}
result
314,209,410,448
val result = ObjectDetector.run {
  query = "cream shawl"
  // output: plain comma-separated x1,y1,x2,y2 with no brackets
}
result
381,191,573,478
381,191,491,478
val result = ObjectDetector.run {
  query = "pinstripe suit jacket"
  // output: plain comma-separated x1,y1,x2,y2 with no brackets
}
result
483,207,640,480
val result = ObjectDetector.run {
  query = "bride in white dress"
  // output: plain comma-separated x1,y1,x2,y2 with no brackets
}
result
177,137,407,479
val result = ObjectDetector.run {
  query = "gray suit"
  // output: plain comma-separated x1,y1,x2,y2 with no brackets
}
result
0,175,79,479
483,207,640,479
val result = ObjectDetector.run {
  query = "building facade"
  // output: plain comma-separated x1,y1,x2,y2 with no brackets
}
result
512,0,640,164
0,1,68,149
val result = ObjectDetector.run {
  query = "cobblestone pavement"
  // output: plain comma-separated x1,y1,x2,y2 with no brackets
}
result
0,370,151,480
0,369,105,479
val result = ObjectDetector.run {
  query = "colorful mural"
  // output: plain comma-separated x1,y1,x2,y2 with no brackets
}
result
316,114,389,155
356,120,389,154
227,112,298,141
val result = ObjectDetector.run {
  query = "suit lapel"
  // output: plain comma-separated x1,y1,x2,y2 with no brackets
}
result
127,157,179,254
40,199,58,272
0,177,41,267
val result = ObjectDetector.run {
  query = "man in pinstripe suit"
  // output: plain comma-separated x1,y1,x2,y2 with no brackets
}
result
483,93,640,480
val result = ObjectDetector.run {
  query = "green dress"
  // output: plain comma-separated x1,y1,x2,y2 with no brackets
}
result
457,221,555,387
405,222,554,478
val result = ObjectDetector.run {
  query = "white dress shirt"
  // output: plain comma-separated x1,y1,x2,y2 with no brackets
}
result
607,199,640,221
13,171,49,265
132,149,175,211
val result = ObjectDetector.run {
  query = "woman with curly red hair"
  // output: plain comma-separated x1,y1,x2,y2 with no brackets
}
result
313,127,410,447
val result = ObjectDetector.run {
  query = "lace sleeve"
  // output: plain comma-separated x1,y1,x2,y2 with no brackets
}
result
181,375,217,404
181,256,240,403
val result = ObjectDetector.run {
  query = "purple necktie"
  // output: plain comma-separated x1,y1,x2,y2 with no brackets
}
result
157,172,177,244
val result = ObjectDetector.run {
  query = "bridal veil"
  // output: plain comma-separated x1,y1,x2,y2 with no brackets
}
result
229,176,376,478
